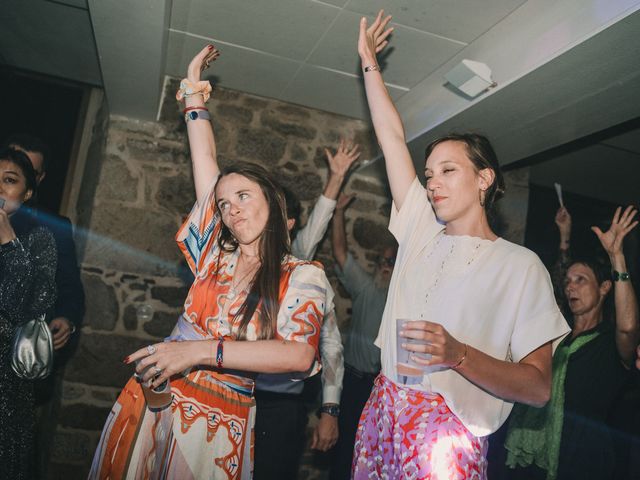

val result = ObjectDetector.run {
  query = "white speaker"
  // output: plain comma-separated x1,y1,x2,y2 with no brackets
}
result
444,60,496,98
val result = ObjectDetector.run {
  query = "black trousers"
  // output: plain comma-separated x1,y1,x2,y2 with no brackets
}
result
329,365,378,480
253,390,308,480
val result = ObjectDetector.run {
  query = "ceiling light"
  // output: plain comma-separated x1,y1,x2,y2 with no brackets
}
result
444,60,497,98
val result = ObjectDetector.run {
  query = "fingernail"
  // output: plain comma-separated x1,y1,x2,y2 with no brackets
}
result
123,356,130,364
207,44,214,50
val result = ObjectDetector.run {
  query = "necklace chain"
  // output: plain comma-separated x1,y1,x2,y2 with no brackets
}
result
228,255,259,300
420,235,484,318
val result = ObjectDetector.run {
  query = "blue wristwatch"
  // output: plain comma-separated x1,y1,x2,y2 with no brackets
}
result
184,110,211,122
318,404,340,417
612,270,630,282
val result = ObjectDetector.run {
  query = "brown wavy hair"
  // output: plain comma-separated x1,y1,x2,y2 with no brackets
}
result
214,162,291,340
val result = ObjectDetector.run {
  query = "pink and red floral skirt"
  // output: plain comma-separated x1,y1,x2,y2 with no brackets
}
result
353,374,487,479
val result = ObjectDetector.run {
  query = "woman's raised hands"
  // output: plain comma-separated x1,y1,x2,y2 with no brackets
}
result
592,206,638,258
187,44,220,83
358,10,394,67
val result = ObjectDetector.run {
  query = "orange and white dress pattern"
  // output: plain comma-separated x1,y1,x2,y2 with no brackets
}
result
89,178,329,480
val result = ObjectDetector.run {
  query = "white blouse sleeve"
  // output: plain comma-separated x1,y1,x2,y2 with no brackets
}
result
509,257,571,362
389,176,439,245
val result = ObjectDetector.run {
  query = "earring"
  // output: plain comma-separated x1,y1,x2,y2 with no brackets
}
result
479,189,486,207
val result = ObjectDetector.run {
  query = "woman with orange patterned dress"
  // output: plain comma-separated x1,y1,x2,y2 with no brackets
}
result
88,45,332,480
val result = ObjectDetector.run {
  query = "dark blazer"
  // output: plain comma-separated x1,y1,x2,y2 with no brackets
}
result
35,210,85,329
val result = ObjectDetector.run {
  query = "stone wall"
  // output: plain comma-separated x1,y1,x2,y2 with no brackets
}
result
51,80,393,478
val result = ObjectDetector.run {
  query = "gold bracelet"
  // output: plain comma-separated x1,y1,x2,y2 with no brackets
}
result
451,343,468,370
363,64,380,73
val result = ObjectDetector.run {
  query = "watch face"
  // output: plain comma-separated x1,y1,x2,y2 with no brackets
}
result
188,111,198,120
322,405,340,416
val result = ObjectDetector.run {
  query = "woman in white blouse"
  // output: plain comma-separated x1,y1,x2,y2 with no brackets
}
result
352,11,570,479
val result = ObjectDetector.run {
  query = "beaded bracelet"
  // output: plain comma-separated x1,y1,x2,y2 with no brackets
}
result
176,78,213,103
215,337,224,370
183,106,208,114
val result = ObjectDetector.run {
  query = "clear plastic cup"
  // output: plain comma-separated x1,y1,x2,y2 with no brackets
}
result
396,318,431,384
135,360,172,410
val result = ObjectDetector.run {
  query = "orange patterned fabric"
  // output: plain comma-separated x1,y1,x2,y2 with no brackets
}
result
89,178,329,479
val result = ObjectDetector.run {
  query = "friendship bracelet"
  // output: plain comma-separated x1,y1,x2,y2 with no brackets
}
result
451,343,468,370
215,337,224,370
363,64,380,73
176,78,213,103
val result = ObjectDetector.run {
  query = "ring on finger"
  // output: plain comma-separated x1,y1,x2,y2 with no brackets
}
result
147,344,157,355
153,366,163,376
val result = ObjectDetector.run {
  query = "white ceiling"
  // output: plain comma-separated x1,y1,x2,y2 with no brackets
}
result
165,0,526,118
1,0,640,205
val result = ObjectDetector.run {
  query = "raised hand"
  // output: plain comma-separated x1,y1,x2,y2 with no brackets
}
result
592,206,638,258
187,44,220,83
555,206,571,233
358,10,394,66
555,206,571,248
325,139,361,178
0,208,17,244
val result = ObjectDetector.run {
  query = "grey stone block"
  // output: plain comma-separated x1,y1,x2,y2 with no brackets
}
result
58,404,113,430
236,127,286,164
81,274,118,331
351,178,389,198
216,104,253,124
83,204,181,276
352,217,393,250
151,285,190,308
156,174,196,216
94,156,138,202
64,333,149,387
122,304,138,331
143,310,181,338
51,431,94,464
261,111,317,140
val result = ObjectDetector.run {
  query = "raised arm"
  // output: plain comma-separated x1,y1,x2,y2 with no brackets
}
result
592,206,640,367
292,140,360,260
182,45,221,204
551,206,572,310
331,193,353,268
358,11,416,208
323,139,361,200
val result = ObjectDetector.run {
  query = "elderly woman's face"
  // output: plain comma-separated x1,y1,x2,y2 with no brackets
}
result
564,263,609,317
0,160,32,215
215,173,269,247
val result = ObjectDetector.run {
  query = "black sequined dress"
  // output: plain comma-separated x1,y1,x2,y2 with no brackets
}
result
0,208,57,479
